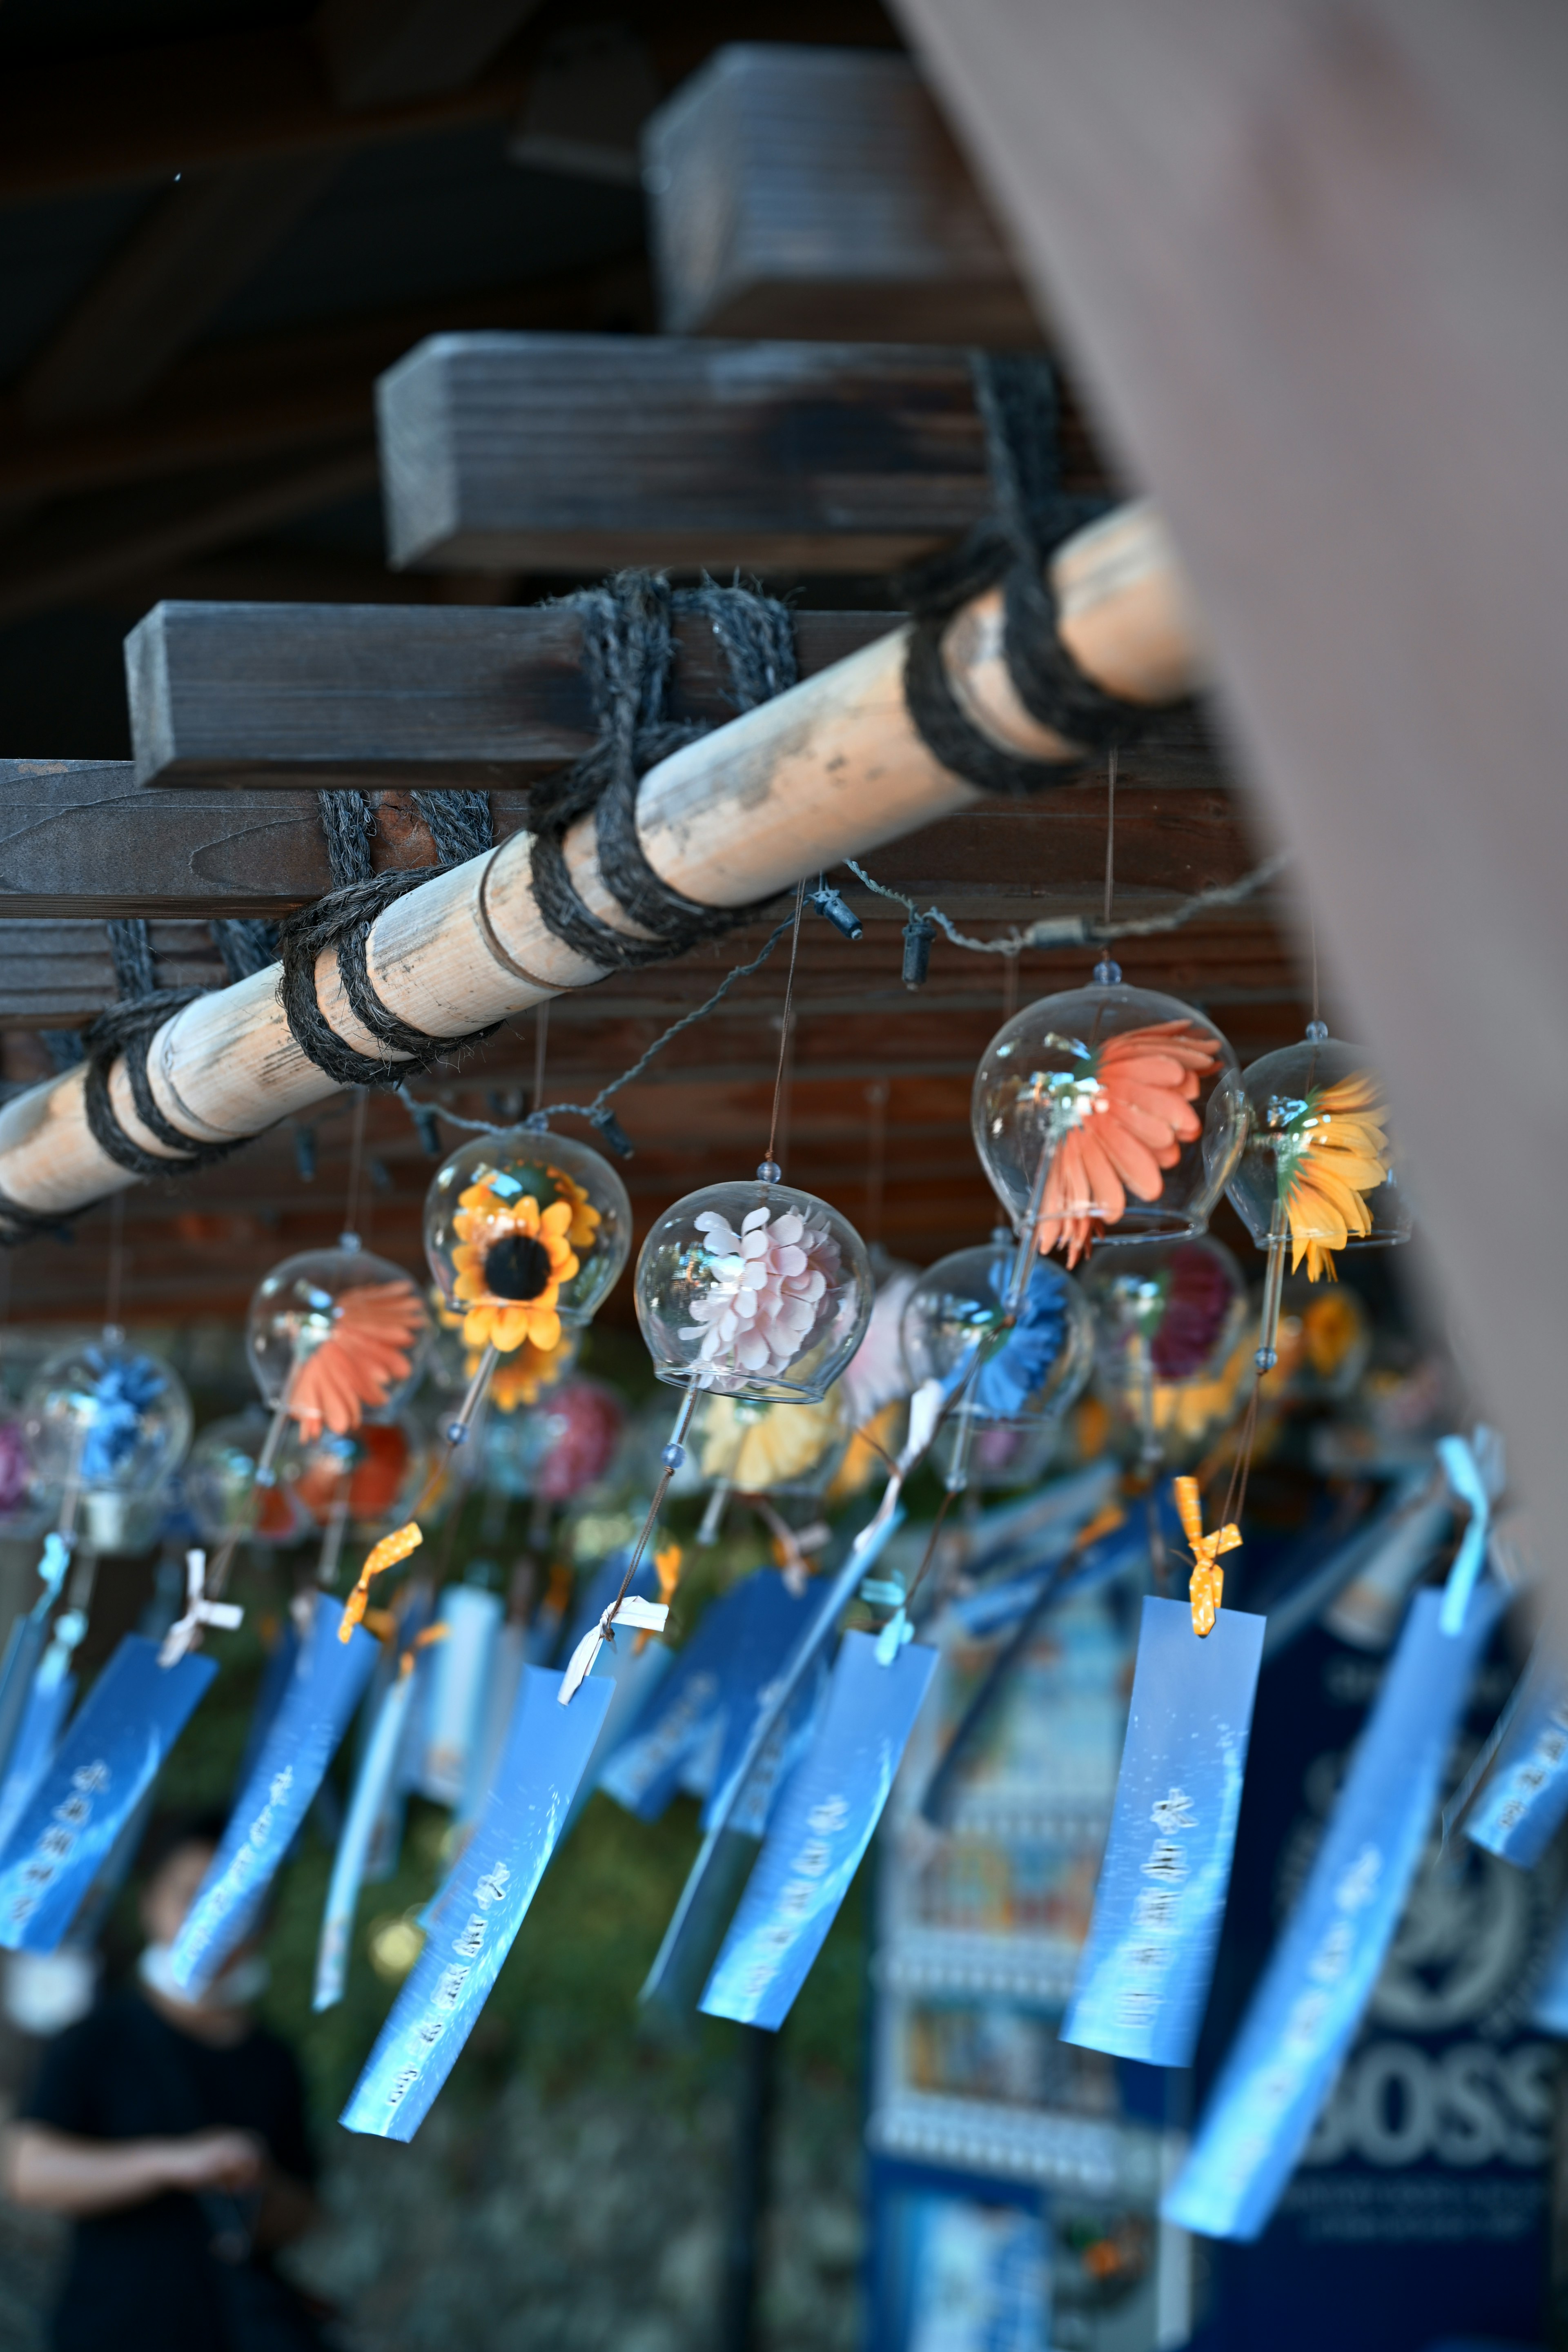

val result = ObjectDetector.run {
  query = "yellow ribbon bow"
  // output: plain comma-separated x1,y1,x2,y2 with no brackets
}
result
338,1520,423,1641
1173,1477,1241,1638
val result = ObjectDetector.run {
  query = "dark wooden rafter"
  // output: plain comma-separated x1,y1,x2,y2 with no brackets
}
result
377,333,1112,575
124,603,1222,795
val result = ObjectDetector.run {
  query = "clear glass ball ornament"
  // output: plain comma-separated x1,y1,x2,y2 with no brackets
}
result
1225,1035,1410,1276
635,1178,873,1402
900,1240,1094,1429
971,983,1244,1265
424,1286,580,1409
0,1410,53,1537
246,1247,430,1433
481,1376,626,1504
1080,1237,1249,1465
24,1337,192,1497
688,1385,850,1498
280,1415,428,1537
423,1127,631,1349
186,1409,310,1548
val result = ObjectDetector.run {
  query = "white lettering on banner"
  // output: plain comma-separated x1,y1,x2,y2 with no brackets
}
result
1117,1787,1196,2033
1303,2040,1555,2169
5,1757,111,1929
386,1858,514,2105
1488,1707,1568,1840
734,1793,851,2007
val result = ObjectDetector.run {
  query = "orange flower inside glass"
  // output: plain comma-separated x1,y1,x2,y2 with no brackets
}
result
450,1171,586,1353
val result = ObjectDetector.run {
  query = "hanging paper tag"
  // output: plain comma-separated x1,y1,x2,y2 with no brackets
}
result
341,1663,612,2140
701,1630,937,2031
0,1659,76,1861
1061,1597,1265,2067
233,1617,301,1796
718,1652,832,1839
1163,1581,1505,2243
0,1535,73,1789
1464,1650,1568,1868
601,1572,803,1821
457,1620,526,1835
411,1585,502,1805
168,1595,377,1996
0,1636,216,1952
314,1665,417,2012
1530,1906,1568,2035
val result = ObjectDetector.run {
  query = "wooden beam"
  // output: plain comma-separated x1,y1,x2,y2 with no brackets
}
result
0,275,653,514
0,757,1259,923
19,159,343,427
0,446,379,628
0,8,895,208
377,331,1110,575
0,24,530,207
316,0,545,110
126,602,1225,794
644,45,1040,345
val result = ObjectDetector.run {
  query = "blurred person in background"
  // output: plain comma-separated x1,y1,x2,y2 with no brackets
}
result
1,1809,325,2352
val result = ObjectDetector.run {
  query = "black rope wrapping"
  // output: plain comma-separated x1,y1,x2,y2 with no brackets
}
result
525,574,797,971
276,870,501,1090
900,353,1174,796
82,992,251,1181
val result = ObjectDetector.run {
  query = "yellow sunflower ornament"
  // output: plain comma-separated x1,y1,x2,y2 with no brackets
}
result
1227,1027,1410,1371
423,1124,633,1436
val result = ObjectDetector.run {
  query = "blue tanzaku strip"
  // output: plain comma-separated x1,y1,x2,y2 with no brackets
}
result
411,1584,502,1806
1530,1905,1568,2035
1163,1581,1505,2243
700,1630,938,2032
0,1661,76,1858
169,1595,378,1996
0,1637,217,1951
1465,1650,1568,1869
1062,1597,1265,2069
601,1570,806,1822
341,1664,613,2141
314,1665,418,2012
722,1653,831,1838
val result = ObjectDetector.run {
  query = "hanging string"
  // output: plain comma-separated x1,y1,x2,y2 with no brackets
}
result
762,880,806,1178
864,1080,890,1247
843,847,1289,959
1103,746,1118,930
102,1192,125,1337
531,1002,550,1120
1310,906,1321,1033
341,1088,368,1243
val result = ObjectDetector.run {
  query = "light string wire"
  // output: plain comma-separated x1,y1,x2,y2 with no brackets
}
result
396,850,1289,1149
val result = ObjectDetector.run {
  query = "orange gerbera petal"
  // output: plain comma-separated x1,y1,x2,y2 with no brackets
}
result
1034,1020,1220,1263
288,1280,423,1439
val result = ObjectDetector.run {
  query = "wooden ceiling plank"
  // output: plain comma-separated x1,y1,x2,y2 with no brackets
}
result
124,600,1225,793
316,0,546,111
376,331,1110,573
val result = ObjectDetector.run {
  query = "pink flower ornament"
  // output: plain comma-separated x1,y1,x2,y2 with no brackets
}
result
682,1205,842,1389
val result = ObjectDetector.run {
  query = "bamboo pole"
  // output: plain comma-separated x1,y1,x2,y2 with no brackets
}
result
0,500,1203,1227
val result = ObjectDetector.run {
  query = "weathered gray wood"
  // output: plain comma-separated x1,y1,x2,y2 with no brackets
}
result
128,599,1227,793
896,0,1568,1617
316,0,543,110
643,46,1040,346
376,332,1094,575
0,921,229,1027
19,157,342,425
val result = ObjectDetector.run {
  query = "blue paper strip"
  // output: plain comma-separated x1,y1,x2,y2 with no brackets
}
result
0,1658,76,1859
314,1665,417,2011
1530,1905,1568,2036
701,1630,938,2031
601,1572,807,1822
1465,1651,1568,1869
0,1635,216,1952
341,1663,612,2140
169,1595,377,1994
1163,1582,1505,2242
412,1584,502,1805
1062,1597,1264,2068
722,1652,831,1838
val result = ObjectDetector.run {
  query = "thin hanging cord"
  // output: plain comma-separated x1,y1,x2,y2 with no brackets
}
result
103,1192,125,1334
532,1002,550,1118
1102,746,1118,929
342,1088,368,1240
1310,906,1321,1029
1002,950,1020,1020
864,1080,889,1247
763,879,806,1172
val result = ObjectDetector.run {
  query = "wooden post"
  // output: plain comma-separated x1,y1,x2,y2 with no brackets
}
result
0,499,1199,1228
